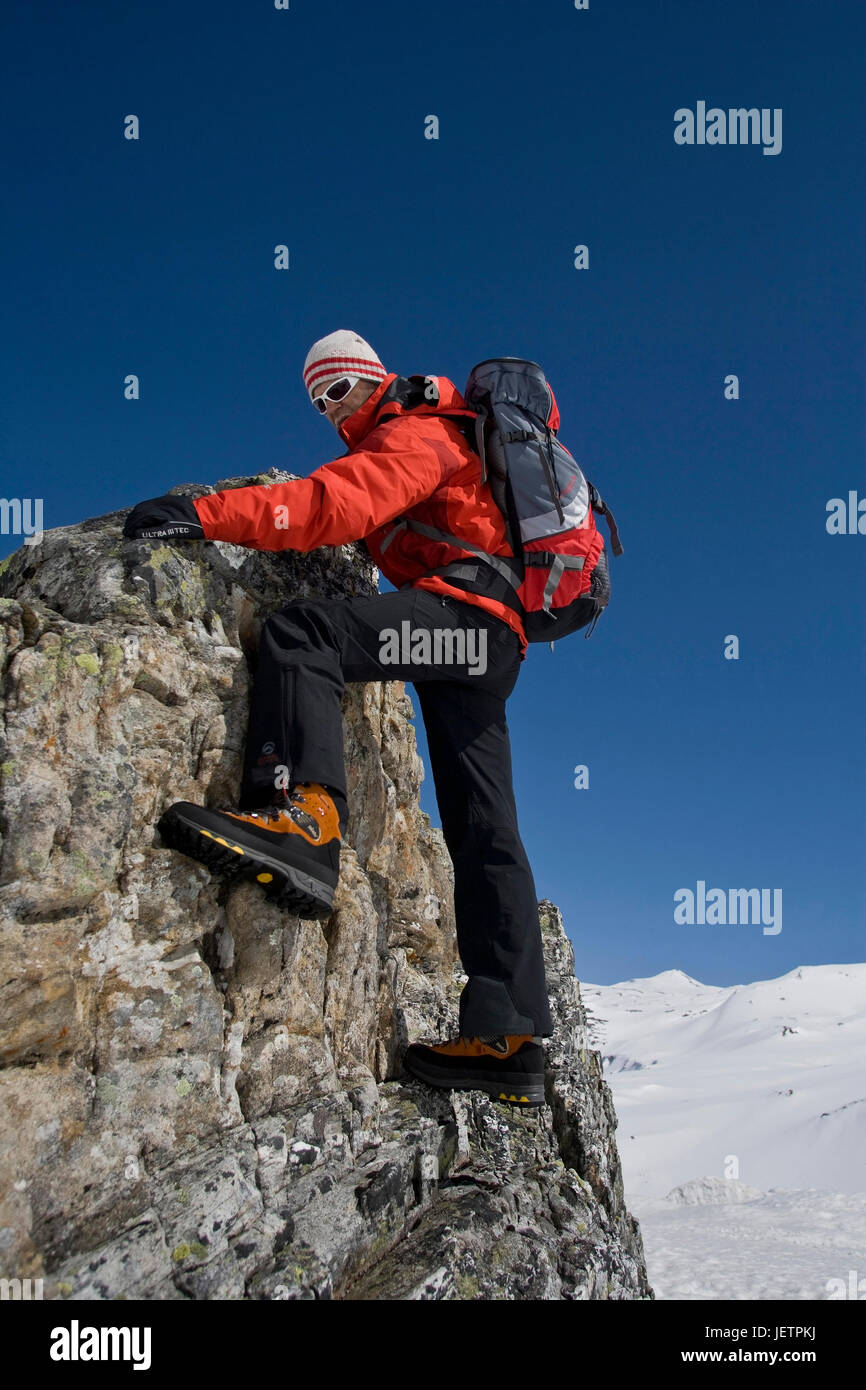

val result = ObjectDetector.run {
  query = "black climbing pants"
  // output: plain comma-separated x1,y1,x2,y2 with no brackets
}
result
239,586,553,1039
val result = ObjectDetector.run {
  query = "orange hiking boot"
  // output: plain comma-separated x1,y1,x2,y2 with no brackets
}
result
402,1033,546,1107
157,782,345,920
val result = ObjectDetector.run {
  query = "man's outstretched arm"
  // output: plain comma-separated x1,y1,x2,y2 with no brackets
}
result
124,423,449,550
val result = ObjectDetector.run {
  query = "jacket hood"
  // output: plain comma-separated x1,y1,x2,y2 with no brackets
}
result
338,373,469,449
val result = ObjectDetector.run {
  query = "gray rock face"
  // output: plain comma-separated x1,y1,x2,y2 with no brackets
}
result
0,472,652,1300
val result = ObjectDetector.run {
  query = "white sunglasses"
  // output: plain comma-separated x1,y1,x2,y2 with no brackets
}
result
310,375,364,414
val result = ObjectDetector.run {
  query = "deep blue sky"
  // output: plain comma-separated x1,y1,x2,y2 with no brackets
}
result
2,1,863,986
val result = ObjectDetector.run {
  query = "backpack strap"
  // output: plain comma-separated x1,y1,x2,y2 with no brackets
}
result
410,558,526,618
380,518,523,615
526,552,588,616
380,519,590,617
587,481,624,557
380,517,522,589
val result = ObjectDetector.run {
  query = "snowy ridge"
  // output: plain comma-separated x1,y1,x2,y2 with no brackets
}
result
664,1176,764,1206
583,962,866,1197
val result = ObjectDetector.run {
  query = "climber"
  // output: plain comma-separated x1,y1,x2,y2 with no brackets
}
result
122,330,551,1107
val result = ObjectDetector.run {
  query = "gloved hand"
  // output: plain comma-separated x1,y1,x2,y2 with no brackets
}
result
122,494,206,541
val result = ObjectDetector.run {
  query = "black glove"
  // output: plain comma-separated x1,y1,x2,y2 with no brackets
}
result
122,494,206,541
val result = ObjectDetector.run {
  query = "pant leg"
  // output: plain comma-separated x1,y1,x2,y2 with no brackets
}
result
238,586,553,1036
415,680,554,1038
239,601,350,812
240,587,516,810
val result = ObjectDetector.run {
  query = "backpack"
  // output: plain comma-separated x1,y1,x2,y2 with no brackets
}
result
383,359,623,647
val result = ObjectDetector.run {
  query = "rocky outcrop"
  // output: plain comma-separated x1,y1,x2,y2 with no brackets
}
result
0,473,652,1299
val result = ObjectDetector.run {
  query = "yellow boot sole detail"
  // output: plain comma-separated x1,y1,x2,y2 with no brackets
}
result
199,829,244,854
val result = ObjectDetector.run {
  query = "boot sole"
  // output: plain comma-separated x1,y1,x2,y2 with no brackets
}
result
157,805,336,921
402,1053,546,1107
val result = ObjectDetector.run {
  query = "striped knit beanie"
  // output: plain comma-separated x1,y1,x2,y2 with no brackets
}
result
302,330,388,401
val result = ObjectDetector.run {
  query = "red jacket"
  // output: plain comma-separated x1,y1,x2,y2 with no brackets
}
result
192,372,530,657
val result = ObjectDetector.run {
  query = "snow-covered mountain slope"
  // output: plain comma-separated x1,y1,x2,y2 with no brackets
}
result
582,964,866,1299
630,1182,866,1301
582,964,866,1198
